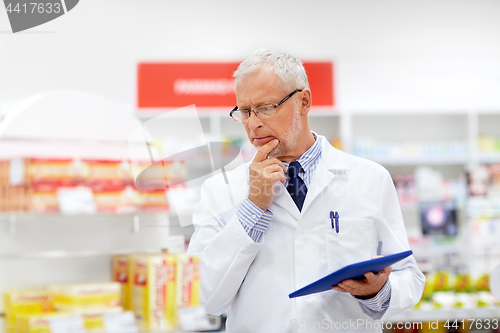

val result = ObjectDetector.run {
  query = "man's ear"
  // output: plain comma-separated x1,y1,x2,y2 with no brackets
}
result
300,88,312,115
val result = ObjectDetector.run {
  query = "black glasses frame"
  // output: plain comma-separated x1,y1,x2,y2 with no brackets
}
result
229,89,303,122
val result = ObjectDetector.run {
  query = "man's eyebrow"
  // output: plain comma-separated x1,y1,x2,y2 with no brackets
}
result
238,99,273,110
236,105,250,110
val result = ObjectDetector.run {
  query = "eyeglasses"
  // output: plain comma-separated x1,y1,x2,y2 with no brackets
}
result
229,89,303,123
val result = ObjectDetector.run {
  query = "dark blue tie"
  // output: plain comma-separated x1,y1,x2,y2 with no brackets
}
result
287,161,307,211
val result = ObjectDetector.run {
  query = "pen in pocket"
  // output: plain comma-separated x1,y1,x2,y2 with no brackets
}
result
330,211,340,233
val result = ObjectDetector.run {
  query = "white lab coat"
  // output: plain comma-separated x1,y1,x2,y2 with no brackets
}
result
188,135,425,333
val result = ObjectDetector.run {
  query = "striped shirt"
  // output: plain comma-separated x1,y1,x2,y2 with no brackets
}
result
236,132,390,315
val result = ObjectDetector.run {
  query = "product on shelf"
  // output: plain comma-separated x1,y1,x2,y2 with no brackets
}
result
176,254,200,309
67,306,123,331
131,161,166,189
490,163,500,191
453,274,472,293
0,157,180,213
127,252,200,329
466,164,491,196
132,160,187,190
130,253,177,329
81,159,133,184
26,159,79,185
394,174,417,205
112,255,132,311
473,274,490,292
3,284,127,333
48,282,121,310
92,184,136,213
3,289,52,333
3,185,30,212
478,135,500,154
30,183,60,213
420,201,458,237
16,312,76,333
16,307,125,333
0,159,9,185
135,188,170,212
415,271,500,311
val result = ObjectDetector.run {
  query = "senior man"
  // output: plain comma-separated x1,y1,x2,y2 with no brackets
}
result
187,49,424,332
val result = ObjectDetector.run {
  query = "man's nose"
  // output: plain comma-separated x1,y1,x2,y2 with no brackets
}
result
247,111,263,129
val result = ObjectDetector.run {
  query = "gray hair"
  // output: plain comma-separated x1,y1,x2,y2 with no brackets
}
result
233,49,309,93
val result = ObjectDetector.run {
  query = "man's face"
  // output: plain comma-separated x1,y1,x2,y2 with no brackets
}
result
235,67,304,160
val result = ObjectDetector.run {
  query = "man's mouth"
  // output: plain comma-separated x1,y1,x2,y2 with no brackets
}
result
253,136,275,146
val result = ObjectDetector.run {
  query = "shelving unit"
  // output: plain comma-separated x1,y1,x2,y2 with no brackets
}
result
0,91,177,317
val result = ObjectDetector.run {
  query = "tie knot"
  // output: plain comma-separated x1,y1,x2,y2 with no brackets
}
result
288,161,302,178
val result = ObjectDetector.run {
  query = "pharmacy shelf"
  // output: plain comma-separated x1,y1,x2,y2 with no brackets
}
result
388,307,500,322
0,212,179,219
359,156,471,166
0,249,161,261
477,154,500,164
0,318,225,333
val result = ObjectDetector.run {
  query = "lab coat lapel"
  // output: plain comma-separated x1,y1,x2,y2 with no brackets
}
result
301,159,334,213
272,181,301,220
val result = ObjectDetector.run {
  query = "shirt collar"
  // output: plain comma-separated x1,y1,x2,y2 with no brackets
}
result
283,132,322,173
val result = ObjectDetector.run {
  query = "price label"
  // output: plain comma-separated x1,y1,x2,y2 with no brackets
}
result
103,311,138,333
178,307,211,331
8,158,25,186
57,186,96,215
49,316,85,333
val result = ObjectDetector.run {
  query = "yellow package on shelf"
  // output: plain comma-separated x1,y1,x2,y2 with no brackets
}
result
112,254,132,311
68,306,123,331
3,290,52,333
16,312,73,333
48,282,121,310
130,253,177,330
176,254,200,309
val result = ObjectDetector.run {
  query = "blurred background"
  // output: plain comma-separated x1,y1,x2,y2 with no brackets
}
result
1,0,500,332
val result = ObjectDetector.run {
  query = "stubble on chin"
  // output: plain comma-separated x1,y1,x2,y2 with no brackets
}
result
266,142,286,158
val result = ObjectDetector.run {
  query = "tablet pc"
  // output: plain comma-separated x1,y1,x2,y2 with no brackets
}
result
289,250,413,298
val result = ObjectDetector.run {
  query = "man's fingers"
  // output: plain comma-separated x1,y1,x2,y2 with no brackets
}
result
332,285,348,293
266,169,287,185
364,272,376,282
260,157,287,172
253,139,279,162
364,265,392,282
337,281,356,293
263,164,285,177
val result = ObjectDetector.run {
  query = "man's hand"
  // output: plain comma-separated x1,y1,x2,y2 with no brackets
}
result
332,260,392,298
248,139,287,211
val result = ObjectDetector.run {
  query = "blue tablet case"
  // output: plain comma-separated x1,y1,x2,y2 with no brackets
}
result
289,250,413,298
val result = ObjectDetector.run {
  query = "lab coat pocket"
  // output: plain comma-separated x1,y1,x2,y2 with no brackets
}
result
324,218,377,273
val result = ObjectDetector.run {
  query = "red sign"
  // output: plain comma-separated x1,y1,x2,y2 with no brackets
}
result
137,62,334,109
